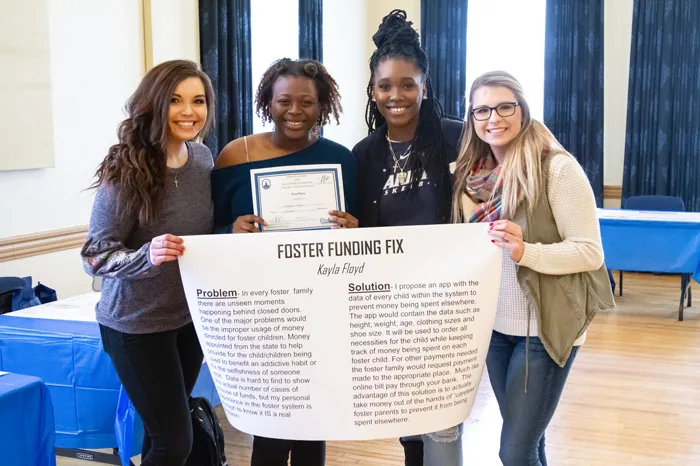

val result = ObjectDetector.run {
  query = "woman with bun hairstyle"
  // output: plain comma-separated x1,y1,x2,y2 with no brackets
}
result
352,9,466,466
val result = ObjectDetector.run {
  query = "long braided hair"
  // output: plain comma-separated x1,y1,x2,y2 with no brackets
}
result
364,9,452,222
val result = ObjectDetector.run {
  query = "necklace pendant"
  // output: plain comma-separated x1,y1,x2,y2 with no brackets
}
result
398,171,407,184
174,178,179,188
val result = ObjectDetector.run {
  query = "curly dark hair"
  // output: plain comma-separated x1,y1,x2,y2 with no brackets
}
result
255,58,342,127
364,9,452,222
90,60,215,225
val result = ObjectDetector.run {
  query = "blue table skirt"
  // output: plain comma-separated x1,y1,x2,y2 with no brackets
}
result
0,315,218,459
600,218,700,283
0,372,56,466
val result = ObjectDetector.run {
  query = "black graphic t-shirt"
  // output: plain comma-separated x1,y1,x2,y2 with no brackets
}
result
377,140,440,226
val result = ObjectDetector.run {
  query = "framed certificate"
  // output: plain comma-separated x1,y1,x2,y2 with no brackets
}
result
250,164,345,232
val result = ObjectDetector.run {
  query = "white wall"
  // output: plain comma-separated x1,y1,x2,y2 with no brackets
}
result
149,0,200,66
0,249,93,298
0,0,145,298
322,0,369,149
0,0,145,239
604,0,633,188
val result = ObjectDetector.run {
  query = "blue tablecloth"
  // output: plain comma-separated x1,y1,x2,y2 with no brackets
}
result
0,314,219,464
0,372,56,466
0,316,118,449
599,213,700,283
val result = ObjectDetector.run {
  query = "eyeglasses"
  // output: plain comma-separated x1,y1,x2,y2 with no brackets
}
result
471,102,520,121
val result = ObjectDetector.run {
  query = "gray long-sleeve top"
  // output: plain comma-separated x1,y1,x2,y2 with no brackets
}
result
81,141,214,334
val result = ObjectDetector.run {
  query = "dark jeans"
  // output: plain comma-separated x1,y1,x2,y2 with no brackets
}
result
100,322,203,466
400,437,423,466
251,436,325,466
486,331,578,466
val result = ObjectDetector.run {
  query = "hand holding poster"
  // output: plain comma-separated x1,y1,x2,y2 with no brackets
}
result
177,223,502,440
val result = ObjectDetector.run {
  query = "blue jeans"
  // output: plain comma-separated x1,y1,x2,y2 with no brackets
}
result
400,424,463,466
486,331,578,466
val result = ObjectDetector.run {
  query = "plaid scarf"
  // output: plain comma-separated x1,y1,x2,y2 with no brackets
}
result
466,157,503,223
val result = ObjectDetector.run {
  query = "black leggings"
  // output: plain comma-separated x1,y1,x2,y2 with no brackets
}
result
100,323,203,466
251,436,325,466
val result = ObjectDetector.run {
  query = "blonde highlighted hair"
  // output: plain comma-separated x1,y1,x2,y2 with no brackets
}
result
452,71,569,222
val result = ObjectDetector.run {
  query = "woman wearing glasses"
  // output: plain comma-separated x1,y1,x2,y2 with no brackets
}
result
352,9,465,466
452,70,614,465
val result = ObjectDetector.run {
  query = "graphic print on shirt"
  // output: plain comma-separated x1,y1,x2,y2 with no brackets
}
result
378,139,441,227
382,140,432,196
382,168,431,195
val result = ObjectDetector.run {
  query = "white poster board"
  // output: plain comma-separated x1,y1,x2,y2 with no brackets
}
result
178,223,502,440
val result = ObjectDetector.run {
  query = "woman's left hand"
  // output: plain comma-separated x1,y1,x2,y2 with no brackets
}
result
489,220,525,263
328,210,359,229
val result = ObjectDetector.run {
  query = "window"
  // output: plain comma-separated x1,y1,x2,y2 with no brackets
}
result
466,0,546,120
250,0,299,134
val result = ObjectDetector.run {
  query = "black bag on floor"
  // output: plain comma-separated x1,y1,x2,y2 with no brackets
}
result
0,276,57,314
186,397,227,466
0,277,24,315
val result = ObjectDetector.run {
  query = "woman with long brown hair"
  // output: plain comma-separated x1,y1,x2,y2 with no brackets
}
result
81,59,216,465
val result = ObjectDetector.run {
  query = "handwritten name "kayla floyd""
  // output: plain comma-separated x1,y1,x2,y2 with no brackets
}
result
318,262,365,276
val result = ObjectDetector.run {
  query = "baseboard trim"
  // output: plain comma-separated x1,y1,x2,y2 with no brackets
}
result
0,226,88,262
604,185,622,199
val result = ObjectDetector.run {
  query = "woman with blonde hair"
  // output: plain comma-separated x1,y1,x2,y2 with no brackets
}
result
453,70,614,465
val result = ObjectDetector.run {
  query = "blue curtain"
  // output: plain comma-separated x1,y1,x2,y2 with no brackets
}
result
199,0,254,156
420,0,468,119
622,0,700,211
299,0,322,62
544,0,605,206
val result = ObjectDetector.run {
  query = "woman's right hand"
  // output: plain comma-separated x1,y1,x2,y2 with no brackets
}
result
233,215,267,233
149,234,185,265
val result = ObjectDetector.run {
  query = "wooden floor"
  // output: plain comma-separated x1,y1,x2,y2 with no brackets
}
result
58,272,700,466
